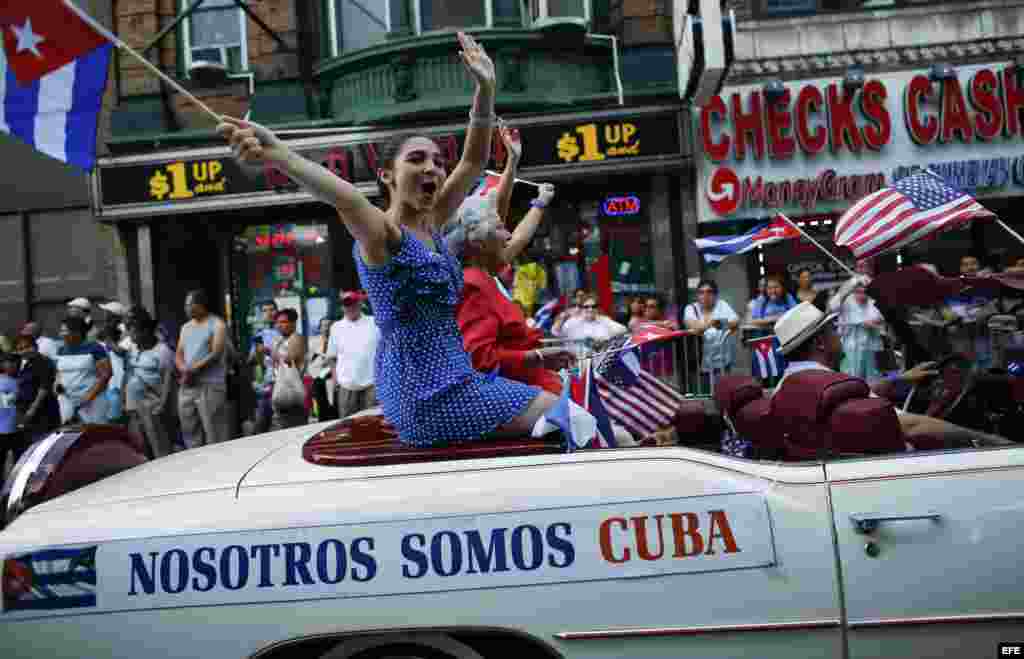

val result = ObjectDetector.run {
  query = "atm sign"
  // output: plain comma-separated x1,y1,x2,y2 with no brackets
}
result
603,195,641,216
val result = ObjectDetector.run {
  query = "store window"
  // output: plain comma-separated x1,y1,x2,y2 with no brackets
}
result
183,0,248,73
234,223,334,353
327,0,390,56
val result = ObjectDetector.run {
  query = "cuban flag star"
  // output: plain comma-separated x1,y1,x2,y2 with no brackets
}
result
0,0,113,170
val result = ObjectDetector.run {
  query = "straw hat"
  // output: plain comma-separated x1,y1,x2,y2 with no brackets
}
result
775,302,837,356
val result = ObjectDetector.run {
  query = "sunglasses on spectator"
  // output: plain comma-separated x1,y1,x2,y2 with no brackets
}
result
583,304,598,309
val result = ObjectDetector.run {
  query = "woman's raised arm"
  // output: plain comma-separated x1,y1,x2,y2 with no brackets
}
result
218,117,398,263
435,32,497,226
502,184,554,264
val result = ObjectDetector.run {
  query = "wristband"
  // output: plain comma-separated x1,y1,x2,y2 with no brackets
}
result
530,199,548,209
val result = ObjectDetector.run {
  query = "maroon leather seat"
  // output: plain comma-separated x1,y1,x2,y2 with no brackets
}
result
733,397,782,458
671,399,722,448
6,424,148,522
714,375,764,420
771,371,905,460
303,414,563,467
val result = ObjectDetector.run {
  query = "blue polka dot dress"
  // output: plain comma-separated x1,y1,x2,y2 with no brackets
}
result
355,228,541,447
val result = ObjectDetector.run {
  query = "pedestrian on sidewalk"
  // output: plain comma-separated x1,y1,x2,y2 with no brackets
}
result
126,316,175,458
325,291,379,419
176,290,229,448
270,308,308,430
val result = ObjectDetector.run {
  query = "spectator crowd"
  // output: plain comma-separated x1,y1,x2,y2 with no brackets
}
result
0,289,382,486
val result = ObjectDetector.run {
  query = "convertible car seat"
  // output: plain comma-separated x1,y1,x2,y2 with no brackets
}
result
713,375,781,458
304,413,564,467
771,371,905,460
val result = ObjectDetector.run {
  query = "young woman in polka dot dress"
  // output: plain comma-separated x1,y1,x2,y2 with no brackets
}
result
217,33,561,447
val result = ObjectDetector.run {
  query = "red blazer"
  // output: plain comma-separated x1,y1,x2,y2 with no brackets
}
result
457,267,562,395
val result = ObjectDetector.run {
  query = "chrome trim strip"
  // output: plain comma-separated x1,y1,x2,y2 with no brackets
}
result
829,462,1024,484
553,619,840,640
849,612,1024,629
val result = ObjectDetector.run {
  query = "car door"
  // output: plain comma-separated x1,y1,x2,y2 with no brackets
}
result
826,446,1024,659
238,448,846,658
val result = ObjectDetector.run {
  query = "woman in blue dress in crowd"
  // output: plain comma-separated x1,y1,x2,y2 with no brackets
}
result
217,33,566,447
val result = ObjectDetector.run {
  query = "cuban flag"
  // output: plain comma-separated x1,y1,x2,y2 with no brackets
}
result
533,296,565,332
0,1,113,170
534,371,600,451
2,545,98,612
471,172,502,197
695,215,801,264
749,335,785,380
569,363,617,448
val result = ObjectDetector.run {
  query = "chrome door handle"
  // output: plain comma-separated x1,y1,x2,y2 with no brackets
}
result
850,512,941,534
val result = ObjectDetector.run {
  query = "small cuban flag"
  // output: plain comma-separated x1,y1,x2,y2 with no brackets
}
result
748,335,785,380
532,371,599,452
0,1,114,170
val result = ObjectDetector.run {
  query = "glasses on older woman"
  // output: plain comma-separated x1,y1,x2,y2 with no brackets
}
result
582,303,598,309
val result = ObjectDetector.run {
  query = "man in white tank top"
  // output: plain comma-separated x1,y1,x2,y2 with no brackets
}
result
175,290,229,448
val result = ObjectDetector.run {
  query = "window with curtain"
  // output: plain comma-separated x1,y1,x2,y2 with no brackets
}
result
185,0,247,72
331,0,390,55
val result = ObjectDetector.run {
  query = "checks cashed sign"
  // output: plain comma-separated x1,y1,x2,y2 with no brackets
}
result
696,61,1024,223
1,493,774,619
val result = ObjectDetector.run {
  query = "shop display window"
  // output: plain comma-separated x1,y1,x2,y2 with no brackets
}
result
234,223,333,352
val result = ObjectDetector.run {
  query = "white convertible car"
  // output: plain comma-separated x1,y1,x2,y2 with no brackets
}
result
0,398,1021,659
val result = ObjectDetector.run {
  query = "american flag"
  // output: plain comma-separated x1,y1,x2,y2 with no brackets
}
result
2,545,97,612
591,335,685,437
835,170,995,260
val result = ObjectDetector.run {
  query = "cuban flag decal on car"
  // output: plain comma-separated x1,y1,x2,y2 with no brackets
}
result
2,545,98,612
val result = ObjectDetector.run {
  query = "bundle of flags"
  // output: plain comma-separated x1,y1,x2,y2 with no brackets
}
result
584,332,686,438
834,170,996,260
538,370,616,451
0,1,114,170
695,215,801,264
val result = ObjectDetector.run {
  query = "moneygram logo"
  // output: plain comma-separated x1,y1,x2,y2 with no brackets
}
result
707,166,741,216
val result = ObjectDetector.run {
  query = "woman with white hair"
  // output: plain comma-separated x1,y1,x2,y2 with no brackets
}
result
452,126,573,395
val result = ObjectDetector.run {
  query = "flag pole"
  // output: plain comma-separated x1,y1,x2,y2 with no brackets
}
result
996,219,1024,248
63,0,222,125
777,213,858,279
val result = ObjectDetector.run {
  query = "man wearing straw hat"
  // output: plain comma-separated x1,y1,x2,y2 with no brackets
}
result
773,301,1012,449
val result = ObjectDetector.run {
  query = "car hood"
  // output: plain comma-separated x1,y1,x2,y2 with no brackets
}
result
19,427,306,515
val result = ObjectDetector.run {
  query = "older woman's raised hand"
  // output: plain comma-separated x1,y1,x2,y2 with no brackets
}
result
536,183,556,207
499,120,522,161
457,32,495,91
217,116,288,166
